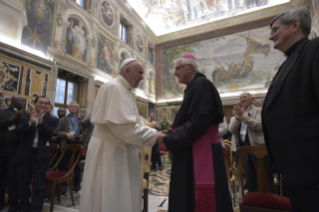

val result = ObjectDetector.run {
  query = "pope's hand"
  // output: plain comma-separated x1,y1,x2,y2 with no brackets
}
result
156,131,166,143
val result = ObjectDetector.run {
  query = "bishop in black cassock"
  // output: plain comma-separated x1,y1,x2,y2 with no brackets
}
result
163,54,233,212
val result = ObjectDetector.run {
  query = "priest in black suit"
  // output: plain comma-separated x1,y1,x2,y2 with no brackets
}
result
262,7,319,212
14,96,57,212
162,54,233,212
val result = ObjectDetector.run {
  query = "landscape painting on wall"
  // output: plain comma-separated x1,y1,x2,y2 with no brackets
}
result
161,26,286,98
299,0,319,38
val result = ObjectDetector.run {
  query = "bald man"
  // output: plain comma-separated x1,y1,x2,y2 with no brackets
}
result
229,92,273,193
0,95,26,212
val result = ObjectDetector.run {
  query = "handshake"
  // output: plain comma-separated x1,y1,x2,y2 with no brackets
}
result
156,130,168,143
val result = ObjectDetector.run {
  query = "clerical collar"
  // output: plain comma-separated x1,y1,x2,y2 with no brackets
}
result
285,37,308,57
118,75,133,91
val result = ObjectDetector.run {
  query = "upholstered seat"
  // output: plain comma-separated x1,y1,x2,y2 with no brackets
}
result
243,192,291,211
237,146,292,212
46,171,68,180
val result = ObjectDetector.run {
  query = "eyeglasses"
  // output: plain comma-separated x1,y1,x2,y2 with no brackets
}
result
175,64,190,71
270,25,283,36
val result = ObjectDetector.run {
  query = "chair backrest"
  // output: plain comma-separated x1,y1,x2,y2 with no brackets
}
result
48,143,59,170
144,147,152,173
224,143,232,166
159,142,167,151
51,143,83,173
236,145,270,198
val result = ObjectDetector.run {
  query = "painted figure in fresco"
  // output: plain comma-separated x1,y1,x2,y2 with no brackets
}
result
101,40,114,74
137,34,144,53
149,71,155,94
101,1,115,27
68,21,87,61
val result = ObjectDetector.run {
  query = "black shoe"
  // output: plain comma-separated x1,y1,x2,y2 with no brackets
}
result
158,165,163,170
61,185,67,195
73,185,81,192
151,166,157,170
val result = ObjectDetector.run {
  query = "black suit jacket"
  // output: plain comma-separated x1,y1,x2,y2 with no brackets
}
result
14,113,57,164
262,37,319,185
0,108,27,145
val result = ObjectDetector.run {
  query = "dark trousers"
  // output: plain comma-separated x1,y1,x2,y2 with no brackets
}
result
151,142,162,167
17,149,48,212
58,142,82,186
0,144,19,210
242,153,274,193
286,184,319,212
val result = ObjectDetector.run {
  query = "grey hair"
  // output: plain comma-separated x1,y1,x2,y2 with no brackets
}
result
270,7,312,36
68,101,79,107
175,58,200,72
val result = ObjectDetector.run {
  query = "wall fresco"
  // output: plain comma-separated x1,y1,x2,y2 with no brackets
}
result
161,26,287,98
97,33,115,75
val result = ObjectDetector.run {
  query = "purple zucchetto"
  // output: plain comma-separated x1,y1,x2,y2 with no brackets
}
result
181,54,197,60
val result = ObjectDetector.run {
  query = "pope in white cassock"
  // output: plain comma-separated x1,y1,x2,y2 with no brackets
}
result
80,58,165,212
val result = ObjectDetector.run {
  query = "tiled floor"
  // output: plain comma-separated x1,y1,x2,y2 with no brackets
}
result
0,161,240,212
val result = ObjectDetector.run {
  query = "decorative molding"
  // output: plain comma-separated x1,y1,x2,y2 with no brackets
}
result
0,42,53,69
156,2,294,44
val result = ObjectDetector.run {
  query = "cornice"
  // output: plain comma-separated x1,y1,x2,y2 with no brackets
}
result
156,2,294,44
0,41,53,69
116,0,156,43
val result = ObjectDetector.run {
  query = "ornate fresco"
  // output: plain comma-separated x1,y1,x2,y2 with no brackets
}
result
22,0,55,53
97,33,115,75
101,1,115,28
126,0,289,35
161,26,288,98
66,17,88,62
299,0,319,38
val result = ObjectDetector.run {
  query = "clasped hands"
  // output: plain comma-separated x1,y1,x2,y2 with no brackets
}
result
156,130,168,143
66,133,86,142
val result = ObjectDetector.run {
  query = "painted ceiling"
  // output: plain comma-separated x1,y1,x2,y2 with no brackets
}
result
126,0,290,35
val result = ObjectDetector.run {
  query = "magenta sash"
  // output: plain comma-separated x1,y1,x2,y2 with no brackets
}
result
173,125,220,212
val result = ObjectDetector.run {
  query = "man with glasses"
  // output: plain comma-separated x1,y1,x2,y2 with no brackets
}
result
262,7,319,211
14,96,57,212
162,54,233,212
56,101,87,193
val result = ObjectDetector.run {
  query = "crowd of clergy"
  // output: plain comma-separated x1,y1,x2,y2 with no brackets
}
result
0,6,319,212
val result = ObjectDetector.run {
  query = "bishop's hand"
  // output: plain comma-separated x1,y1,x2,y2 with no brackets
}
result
156,131,166,143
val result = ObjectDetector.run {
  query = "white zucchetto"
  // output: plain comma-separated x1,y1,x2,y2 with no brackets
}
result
120,58,137,70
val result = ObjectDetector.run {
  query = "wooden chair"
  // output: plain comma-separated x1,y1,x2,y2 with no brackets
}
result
48,143,59,171
237,146,291,212
142,147,152,212
45,143,83,212
159,142,170,165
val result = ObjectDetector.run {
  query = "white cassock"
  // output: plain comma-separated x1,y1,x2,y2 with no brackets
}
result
80,75,157,212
